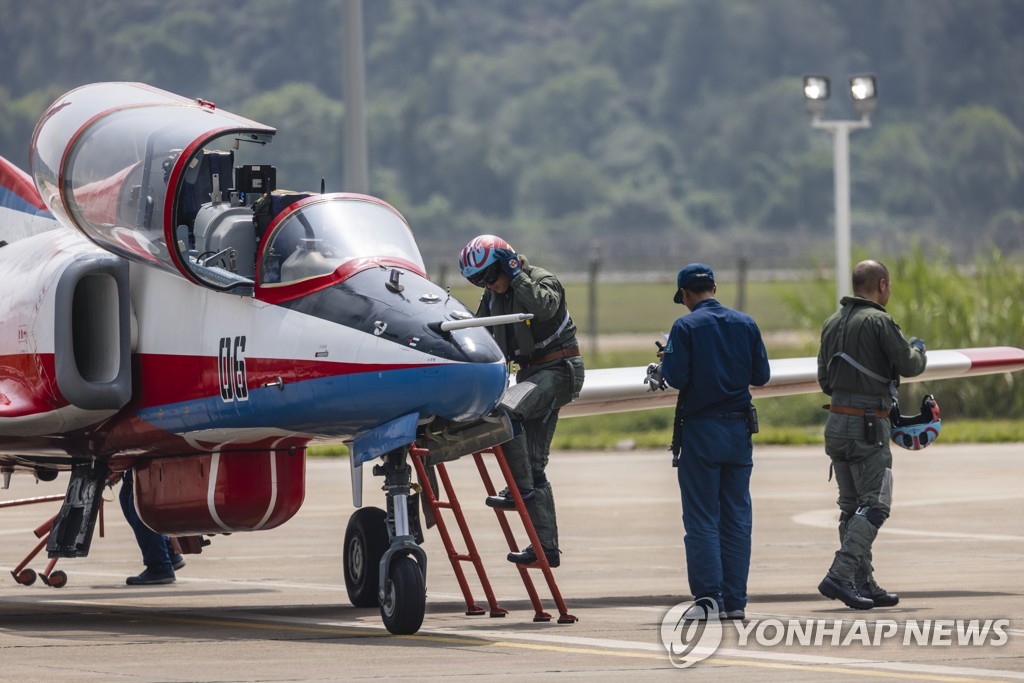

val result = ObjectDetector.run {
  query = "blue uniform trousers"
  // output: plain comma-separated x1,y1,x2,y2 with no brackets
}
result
119,470,174,573
677,417,753,613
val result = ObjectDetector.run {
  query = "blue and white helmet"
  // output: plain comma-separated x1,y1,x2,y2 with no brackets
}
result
891,394,941,451
459,234,512,281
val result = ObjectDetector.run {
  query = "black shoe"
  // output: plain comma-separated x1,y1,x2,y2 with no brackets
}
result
507,544,560,568
126,569,175,586
818,575,873,610
859,583,899,607
485,487,535,509
171,555,186,571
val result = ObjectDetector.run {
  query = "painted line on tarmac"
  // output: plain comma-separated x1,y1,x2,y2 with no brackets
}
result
792,507,1024,542
142,609,1017,682
11,591,1020,681
197,612,1024,682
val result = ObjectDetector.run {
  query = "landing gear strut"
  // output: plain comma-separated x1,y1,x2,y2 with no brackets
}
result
342,446,428,634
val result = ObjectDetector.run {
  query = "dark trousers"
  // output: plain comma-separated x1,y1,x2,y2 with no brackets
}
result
825,427,893,585
677,417,753,613
499,356,585,550
119,470,173,573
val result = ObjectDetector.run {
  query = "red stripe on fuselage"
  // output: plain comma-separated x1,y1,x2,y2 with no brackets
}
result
0,353,65,417
0,351,436,415
134,353,429,407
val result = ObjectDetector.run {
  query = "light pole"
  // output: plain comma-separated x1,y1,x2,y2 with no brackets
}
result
803,74,878,305
342,0,369,194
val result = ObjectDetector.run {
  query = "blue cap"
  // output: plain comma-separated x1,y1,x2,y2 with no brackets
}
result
673,263,715,303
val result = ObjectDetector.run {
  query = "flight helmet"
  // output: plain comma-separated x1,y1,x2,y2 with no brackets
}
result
459,234,512,286
890,394,941,450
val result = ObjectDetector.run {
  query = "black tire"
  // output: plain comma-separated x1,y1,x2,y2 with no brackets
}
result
380,555,426,635
343,507,388,607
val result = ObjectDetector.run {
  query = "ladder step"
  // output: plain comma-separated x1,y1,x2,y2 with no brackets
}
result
410,446,574,625
409,448,505,619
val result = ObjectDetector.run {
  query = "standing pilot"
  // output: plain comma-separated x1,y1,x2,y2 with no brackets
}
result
458,234,585,568
816,259,926,609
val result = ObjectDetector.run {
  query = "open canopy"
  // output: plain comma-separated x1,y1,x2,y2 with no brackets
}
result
30,82,275,280
28,82,428,300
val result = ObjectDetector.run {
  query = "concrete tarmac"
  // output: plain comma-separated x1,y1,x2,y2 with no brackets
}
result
1,444,1022,681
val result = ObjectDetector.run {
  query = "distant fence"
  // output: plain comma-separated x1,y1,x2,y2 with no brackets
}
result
421,229,836,287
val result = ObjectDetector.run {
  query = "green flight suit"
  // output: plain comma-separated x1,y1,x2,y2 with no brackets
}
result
817,296,927,587
476,258,585,551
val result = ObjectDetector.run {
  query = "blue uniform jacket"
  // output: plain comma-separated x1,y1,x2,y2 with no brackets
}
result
661,299,770,419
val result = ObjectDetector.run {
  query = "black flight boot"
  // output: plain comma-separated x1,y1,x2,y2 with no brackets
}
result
818,575,874,610
485,487,535,509
507,544,560,568
859,583,899,607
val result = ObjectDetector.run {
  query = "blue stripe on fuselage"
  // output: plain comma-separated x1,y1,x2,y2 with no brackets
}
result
135,361,508,438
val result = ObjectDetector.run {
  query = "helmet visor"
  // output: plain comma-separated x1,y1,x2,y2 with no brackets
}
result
468,262,501,287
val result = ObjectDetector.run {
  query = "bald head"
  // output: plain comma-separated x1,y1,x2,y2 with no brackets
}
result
852,260,891,305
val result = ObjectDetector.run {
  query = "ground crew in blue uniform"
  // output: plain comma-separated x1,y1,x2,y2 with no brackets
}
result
119,470,185,585
816,259,927,609
459,234,585,568
654,263,770,620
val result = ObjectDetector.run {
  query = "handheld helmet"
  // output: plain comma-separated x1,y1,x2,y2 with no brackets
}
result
459,234,512,285
890,394,941,451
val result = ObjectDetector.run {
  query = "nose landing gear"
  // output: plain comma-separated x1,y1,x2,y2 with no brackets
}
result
342,446,427,635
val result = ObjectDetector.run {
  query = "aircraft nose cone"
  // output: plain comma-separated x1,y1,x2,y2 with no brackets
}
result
427,359,508,422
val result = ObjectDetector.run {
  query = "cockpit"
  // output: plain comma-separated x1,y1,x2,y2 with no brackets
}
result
29,82,426,303
257,194,424,287
175,154,426,299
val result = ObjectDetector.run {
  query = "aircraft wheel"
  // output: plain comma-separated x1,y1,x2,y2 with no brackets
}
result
46,571,68,588
15,568,37,586
343,507,388,607
379,555,425,635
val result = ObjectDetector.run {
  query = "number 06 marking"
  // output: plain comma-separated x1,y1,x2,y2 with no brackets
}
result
218,335,249,402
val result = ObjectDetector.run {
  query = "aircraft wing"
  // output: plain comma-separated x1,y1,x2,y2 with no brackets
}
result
562,346,1024,418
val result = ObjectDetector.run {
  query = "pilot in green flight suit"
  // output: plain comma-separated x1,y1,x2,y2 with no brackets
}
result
459,235,585,568
816,259,927,609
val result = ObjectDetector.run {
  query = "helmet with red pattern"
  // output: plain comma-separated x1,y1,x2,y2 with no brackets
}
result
890,394,941,451
459,234,513,285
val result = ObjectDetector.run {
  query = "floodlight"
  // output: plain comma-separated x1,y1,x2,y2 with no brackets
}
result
803,72,877,305
849,74,877,116
803,75,830,117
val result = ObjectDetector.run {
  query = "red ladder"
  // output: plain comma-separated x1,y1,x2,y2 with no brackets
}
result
410,446,506,617
409,445,576,624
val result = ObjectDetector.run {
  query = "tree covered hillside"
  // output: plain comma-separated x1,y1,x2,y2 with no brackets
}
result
1,0,1022,272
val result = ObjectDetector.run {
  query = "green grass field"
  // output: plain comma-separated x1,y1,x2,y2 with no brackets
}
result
447,278,820,336
550,408,1024,450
